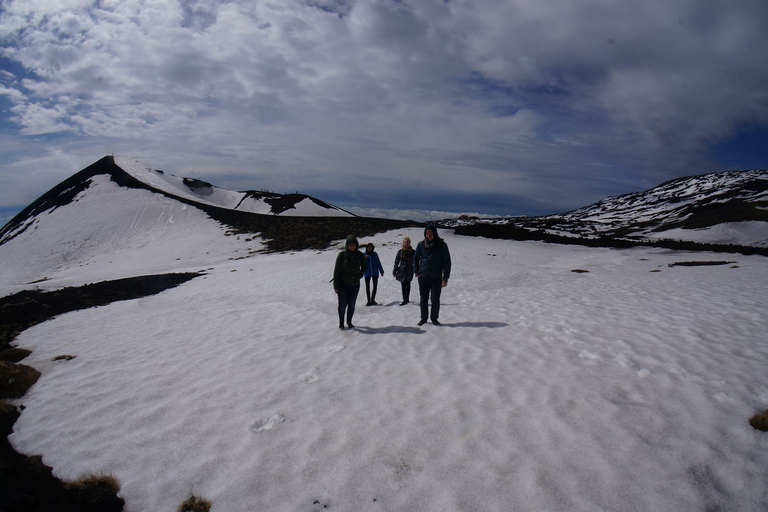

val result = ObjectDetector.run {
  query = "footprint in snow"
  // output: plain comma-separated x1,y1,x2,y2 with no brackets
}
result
667,364,689,379
251,414,286,433
303,368,320,383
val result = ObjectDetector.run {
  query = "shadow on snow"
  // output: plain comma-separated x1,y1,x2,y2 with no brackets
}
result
353,321,508,334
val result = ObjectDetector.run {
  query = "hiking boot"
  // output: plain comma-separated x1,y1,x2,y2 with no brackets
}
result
399,301,408,306
432,319,441,326
339,323,345,330
347,322,355,329
418,319,427,326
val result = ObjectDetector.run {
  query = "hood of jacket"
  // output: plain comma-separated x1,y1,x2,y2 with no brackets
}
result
345,235,360,250
424,223,440,242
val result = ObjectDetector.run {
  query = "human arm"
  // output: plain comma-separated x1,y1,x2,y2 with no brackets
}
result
441,244,452,283
393,250,400,277
332,252,343,291
358,251,367,279
413,243,422,278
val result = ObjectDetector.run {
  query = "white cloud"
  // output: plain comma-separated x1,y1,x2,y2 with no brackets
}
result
0,84,25,102
0,0,766,215
0,144,93,206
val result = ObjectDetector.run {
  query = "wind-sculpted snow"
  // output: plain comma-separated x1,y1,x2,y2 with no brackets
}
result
6,230,768,511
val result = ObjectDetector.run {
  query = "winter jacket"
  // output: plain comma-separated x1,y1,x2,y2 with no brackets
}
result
393,247,415,282
414,224,451,281
333,235,366,288
364,250,385,278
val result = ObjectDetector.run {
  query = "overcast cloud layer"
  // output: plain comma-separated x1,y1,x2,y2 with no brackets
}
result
1,0,767,216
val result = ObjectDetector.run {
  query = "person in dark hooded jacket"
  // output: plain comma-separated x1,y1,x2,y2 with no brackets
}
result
333,235,366,329
413,223,451,325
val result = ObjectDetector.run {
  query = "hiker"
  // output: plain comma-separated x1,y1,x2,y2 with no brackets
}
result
414,223,451,325
364,243,385,306
392,237,415,305
333,235,366,329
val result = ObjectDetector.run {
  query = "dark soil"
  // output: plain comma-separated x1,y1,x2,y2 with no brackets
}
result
1,273,201,347
667,261,736,267
0,272,201,512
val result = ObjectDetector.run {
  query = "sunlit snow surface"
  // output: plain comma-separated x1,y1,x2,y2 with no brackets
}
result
6,229,768,512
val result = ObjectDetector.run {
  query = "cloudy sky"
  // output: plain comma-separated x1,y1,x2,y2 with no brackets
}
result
1,0,767,218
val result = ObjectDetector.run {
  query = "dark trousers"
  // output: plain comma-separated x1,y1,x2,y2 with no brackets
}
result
418,276,443,322
401,280,411,303
365,276,379,302
337,284,360,325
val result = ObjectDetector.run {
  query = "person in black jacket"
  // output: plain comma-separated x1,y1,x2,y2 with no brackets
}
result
392,237,415,305
413,224,451,325
333,235,366,329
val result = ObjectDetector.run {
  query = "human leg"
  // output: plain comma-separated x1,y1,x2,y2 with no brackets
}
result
337,287,349,328
371,275,379,303
365,276,372,304
401,281,410,305
418,276,430,323
429,278,443,323
346,284,360,327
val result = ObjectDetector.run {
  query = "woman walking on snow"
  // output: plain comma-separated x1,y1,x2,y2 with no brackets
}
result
364,243,385,306
333,235,366,330
414,224,451,325
393,237,415,305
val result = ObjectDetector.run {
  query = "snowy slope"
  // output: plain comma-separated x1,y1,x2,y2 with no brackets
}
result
0,156,357,291
446,170,768,248
6,229,768,512
115,156,354,217
0,170,260,292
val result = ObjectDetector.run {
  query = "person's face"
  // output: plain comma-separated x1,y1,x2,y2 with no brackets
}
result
403,239,411,247
425,230,434,241
367,245,373,253
348,242,357,251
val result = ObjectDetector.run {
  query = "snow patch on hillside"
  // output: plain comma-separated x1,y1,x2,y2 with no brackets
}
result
648,221,768,247
116,156,246,208
0,174,259,292
115,156,353,217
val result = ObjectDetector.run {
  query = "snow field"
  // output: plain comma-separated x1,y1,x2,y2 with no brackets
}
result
8,229,768,511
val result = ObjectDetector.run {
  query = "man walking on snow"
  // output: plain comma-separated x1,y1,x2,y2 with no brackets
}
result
414,223,452,326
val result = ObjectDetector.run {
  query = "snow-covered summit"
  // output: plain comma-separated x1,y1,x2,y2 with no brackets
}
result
114,156,355,217
564,170,768,239
446,169,768,248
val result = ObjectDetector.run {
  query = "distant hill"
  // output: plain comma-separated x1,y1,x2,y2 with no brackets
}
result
0,156,415,289
448,169,768,255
